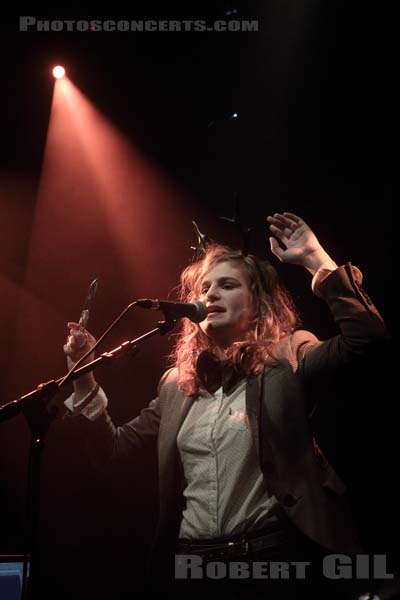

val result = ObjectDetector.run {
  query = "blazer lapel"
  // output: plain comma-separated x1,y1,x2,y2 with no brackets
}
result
159,391,196,465
246,371,263,459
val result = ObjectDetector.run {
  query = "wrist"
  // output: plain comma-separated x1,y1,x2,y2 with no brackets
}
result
73,373,97,395
304,250,336,275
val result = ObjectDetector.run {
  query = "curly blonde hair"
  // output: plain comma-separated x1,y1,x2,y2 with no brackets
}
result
169,244,300,395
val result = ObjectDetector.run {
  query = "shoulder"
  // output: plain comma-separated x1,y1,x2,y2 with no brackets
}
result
266,330,319,369
157,367,179,395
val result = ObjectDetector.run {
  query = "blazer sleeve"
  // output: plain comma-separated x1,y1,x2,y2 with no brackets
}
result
288,263,388,380
75,368,173,468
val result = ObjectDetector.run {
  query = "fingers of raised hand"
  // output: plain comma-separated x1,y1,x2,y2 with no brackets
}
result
282,212,306,227
267,213,310,243
64,323,94,357
269,223,291,241
269,236,284,261
268,213,301,228
267,218,292,243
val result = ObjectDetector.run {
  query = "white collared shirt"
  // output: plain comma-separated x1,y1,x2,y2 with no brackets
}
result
177,380,278,539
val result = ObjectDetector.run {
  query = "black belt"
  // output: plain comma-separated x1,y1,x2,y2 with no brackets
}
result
177,528,289,561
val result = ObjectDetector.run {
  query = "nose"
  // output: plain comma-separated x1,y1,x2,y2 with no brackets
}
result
205,285,220,302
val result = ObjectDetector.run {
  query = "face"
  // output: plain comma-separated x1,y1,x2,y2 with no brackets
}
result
198,261,255,348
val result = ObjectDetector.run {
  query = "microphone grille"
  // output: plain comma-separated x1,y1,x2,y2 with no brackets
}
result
192,300,208,323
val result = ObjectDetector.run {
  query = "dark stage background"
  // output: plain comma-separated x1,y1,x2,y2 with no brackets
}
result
0,3,394,599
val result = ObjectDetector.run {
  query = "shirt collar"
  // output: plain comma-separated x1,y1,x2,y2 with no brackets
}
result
196,350,245,395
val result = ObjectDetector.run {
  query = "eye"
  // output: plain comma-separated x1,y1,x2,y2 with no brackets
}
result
222,283,234,289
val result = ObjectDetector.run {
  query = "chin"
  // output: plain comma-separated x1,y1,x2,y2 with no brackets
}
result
206,320,228,333
203,322,232,343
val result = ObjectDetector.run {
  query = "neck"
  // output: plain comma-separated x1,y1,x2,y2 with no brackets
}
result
213,345,228,360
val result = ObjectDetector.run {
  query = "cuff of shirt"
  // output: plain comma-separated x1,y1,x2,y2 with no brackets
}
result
311,259,339,294
64,384,108,421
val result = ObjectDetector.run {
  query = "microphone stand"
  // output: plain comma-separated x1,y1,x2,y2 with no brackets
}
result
0,317,176,600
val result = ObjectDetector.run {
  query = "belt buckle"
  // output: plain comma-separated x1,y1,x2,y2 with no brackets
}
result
226,538,249,558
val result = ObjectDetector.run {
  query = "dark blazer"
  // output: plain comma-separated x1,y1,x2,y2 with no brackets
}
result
84,263,387,572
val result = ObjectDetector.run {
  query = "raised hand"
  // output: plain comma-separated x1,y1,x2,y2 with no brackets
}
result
63,322,97,392
267,212,335,273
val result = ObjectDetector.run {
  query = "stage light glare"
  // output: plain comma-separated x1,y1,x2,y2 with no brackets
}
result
53,66,66,79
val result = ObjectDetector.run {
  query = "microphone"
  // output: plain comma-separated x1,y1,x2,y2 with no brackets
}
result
135,299,207,323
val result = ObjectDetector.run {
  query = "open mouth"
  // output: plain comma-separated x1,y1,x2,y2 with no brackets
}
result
207,306,225,316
